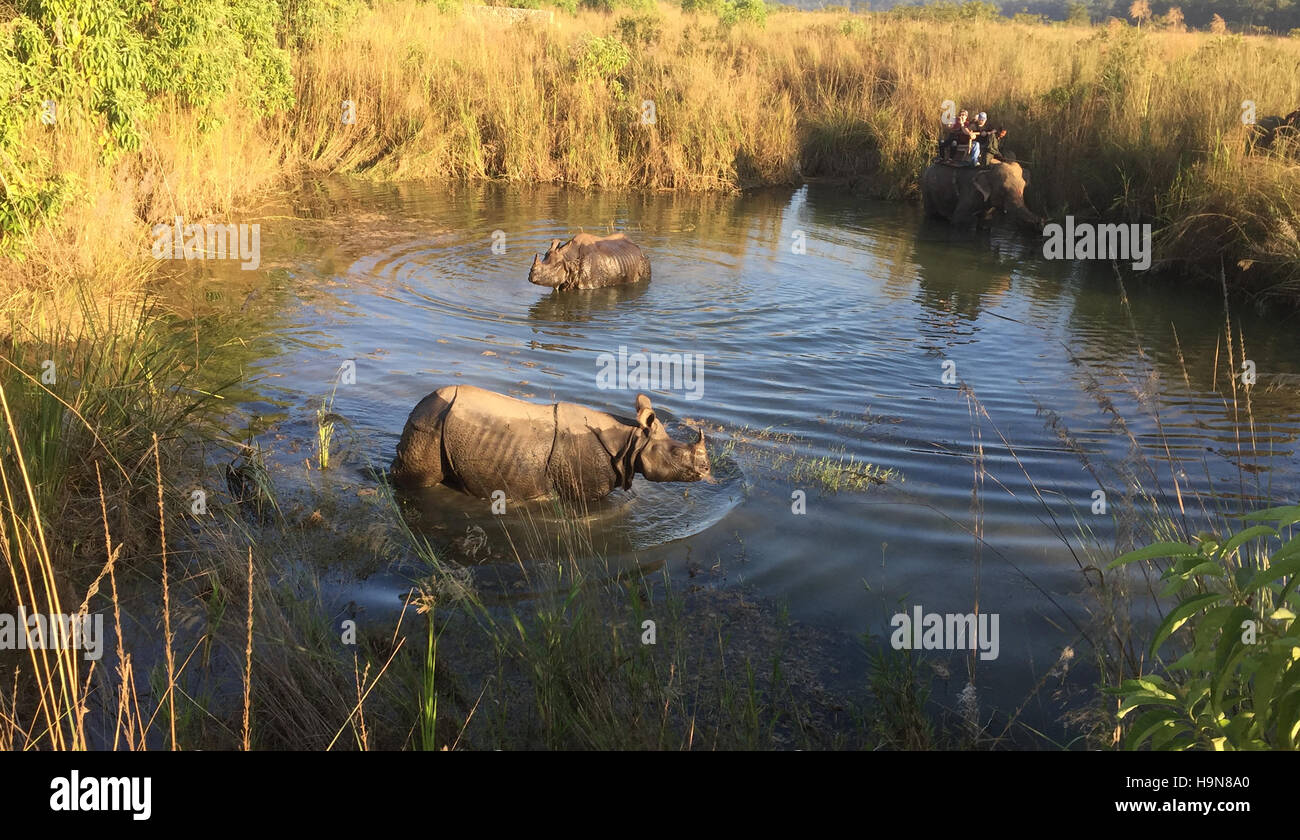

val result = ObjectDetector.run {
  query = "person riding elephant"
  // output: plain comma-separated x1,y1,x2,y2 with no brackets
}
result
940,110,979,165
971,113,1009,165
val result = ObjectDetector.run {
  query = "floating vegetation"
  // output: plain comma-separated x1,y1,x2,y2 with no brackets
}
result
788,451,902,494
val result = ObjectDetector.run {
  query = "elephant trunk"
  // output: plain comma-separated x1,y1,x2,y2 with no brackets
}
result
1011,203,1044,233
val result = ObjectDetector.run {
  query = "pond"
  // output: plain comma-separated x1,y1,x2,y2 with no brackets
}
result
169,177,1300,736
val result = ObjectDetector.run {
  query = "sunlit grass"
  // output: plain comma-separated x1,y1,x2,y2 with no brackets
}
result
788,452,902,493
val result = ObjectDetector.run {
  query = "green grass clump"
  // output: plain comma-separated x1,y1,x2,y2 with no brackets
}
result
790,452,901,493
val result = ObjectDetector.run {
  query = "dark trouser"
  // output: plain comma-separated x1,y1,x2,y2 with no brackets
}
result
940,138,969,162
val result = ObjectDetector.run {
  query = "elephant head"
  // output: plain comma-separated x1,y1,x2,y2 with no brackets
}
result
970,162,1043,231
1247,108,1300,153
630,394,712,484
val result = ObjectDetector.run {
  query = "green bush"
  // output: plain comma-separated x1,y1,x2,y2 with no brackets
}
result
281,0,367,46
617,12,665,46
574,34,632,83
1108,506,1300,750
839,17,867,35
681,0,724,12
0,0,293,244
720,0,768,26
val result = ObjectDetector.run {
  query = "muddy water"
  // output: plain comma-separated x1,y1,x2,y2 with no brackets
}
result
173,178,1300,733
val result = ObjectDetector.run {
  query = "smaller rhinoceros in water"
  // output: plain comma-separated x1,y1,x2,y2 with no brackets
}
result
390,385,710,501
528,233,651,290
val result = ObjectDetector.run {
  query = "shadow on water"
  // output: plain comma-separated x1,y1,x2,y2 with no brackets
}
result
912,233,1019,325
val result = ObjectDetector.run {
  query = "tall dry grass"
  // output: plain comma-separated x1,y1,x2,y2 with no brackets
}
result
0,302,383,750
1,104,285,330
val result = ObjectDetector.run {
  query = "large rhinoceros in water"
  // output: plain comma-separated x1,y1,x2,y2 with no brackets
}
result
528,233,651,290
390,385,710,501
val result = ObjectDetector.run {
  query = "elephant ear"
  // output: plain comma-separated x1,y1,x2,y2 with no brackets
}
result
973,171,993,202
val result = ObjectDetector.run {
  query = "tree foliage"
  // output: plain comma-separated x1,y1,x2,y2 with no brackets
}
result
1,0,296,244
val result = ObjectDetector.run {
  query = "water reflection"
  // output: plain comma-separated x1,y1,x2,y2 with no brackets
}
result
527,282,651,324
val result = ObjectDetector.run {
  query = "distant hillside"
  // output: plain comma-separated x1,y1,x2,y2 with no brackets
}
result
785,0,1300,33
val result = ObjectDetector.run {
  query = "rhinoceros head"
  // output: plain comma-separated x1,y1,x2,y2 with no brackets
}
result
631,394,712,484
529,238,573,288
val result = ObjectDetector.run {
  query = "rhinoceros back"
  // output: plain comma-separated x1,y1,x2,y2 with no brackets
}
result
546,402,629,499
439,386,555,499
585,235,649,286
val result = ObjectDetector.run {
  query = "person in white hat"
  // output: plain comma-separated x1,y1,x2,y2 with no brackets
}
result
972,112,1009,165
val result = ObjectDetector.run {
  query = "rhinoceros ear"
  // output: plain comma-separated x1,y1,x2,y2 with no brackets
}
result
548,238,561,254
635,394,656,432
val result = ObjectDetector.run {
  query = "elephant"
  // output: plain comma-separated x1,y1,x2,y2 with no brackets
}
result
390,385,711,501
1246,109,1300,153
528,233,651,290
920,161,1043,231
